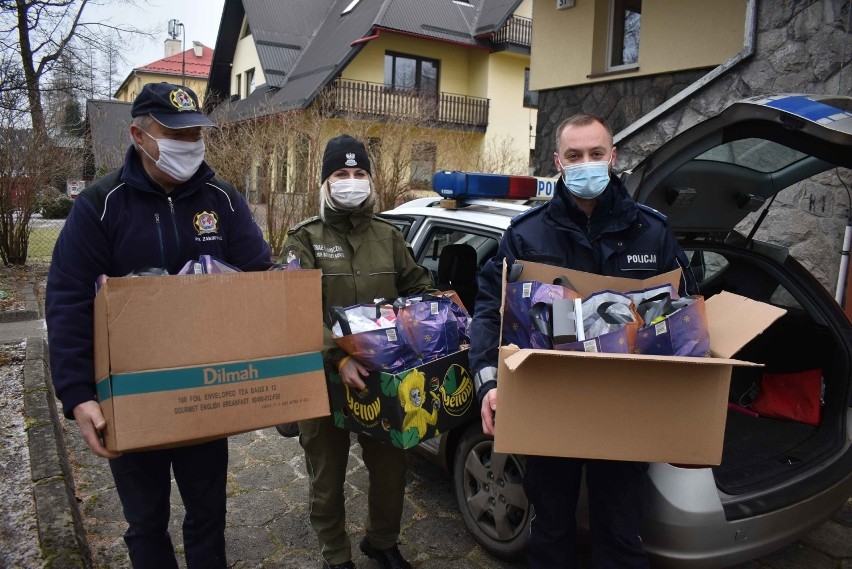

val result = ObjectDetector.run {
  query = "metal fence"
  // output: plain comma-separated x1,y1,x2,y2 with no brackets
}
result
26,217,64,264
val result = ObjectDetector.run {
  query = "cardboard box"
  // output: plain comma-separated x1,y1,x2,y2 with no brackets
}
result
327,349,478,448
94,270,330,452
493,261,786,465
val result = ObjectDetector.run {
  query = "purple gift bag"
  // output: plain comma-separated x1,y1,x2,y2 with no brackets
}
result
502,281,578,349
633,295,710,357
331,303,414,372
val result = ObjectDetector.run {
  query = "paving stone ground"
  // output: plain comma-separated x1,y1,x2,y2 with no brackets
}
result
2,268,850,568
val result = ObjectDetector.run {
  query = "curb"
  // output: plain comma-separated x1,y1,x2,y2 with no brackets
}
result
0,278,41,323
24,337,92,568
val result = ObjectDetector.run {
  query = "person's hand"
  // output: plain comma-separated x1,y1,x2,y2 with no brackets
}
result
481,388,497,436
339,357,368,391
72,401,122,459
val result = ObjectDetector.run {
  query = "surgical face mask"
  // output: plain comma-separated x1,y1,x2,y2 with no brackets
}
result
139,129,205,182
559,158,612,200
329,178,371,208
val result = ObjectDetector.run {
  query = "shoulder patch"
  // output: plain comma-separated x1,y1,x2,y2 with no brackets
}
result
288,216,321,233
637,203,668,223
509,201,548,226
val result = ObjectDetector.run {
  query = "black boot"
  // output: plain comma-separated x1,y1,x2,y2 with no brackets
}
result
359,538,411,569
324,560,356,569
275,422,300,437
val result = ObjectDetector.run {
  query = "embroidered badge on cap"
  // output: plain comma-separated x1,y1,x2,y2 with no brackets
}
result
194,211,219,234
345,152,357,167
170,88,198,112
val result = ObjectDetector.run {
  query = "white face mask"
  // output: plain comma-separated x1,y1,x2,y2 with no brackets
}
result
329,178,371,208
139,129,206,182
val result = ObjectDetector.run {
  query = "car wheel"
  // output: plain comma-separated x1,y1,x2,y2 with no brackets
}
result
453,422,530,561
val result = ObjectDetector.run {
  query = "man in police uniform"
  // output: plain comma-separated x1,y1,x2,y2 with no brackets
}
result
468,114,696,568
46,82,271,568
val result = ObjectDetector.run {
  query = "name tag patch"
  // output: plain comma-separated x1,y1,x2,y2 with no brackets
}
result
621,252,657,271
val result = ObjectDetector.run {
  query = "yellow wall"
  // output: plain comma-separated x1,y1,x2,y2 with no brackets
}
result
484,53,537,155
114,71,208,106
232,33,264,97
515,0,533,18
340,29,533,163
342,32,485,98
530,0,746,90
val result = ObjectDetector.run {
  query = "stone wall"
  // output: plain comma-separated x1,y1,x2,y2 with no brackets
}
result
534,0,851,294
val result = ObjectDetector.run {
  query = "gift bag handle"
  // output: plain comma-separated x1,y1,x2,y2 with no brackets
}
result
329,305,353,336
529,302,553,337
636,292,673,324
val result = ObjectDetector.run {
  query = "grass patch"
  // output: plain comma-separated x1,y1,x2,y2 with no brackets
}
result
27,225,62,262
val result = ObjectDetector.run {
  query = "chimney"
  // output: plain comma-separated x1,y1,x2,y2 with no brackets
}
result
193,41,203,58
164,38,181,58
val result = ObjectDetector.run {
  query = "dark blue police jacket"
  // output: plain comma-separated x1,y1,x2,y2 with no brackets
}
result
468,175,697,398
46,146,272,418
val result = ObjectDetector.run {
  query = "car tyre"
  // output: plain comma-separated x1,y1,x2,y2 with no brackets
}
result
452,422,530,561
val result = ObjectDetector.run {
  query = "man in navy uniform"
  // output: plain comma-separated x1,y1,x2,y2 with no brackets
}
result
46,82,271,568
469,114,696,568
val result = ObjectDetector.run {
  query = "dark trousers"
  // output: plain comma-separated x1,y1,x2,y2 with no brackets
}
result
523,456,650,569
108,438,228,569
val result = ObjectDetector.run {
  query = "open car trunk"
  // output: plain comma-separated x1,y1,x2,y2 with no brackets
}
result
685,239,851,518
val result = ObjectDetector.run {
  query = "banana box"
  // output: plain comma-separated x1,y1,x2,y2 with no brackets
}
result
327,349,476,448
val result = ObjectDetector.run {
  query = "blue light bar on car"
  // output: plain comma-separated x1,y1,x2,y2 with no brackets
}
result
432,171,538,200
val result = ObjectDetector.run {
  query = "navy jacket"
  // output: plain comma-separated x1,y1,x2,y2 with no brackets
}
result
469,175,697,399
46,147,272,418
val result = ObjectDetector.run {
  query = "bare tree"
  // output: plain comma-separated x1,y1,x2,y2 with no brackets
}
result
0,88,77,265
205,104,324,258
1,0,148,138
205,89,531,257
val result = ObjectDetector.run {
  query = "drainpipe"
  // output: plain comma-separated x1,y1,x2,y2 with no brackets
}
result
614,0,757,144
351,29,381,46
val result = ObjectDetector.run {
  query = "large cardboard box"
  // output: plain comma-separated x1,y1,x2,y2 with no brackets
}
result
493,261,786,465
327,349,478,449
94,270,330,452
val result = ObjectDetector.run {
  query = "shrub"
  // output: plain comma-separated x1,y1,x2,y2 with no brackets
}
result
38,188,74,219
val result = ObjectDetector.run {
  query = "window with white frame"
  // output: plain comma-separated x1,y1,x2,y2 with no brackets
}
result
608,0,641,70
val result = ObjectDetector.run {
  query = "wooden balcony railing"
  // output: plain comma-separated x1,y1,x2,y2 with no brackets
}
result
323,79,489,131
493,15,532,49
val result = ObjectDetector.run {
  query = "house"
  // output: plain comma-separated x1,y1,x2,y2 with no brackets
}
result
205,0,537,198
526,0,849,298
113,40,214,105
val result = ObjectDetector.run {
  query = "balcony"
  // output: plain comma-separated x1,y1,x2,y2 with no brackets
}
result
322,79,489,132
492,15,532,53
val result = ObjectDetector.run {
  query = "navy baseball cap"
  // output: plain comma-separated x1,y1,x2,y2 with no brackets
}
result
131,82,215,128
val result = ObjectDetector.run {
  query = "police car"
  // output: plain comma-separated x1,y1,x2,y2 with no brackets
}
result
380,94,852,566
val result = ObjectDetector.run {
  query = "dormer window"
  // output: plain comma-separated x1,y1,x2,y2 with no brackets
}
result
341,0,361,15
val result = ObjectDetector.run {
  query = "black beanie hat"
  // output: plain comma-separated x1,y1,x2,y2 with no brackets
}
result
321,135,371,182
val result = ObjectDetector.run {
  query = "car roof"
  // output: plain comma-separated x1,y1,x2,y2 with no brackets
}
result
381,197,533,232
623,94,852,235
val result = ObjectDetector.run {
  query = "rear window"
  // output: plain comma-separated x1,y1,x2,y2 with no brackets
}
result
695,138,808,173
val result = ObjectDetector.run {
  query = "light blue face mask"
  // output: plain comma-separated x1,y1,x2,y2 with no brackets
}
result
559,159,611,199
